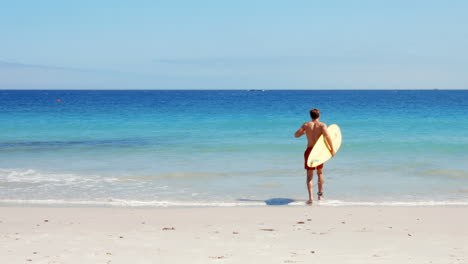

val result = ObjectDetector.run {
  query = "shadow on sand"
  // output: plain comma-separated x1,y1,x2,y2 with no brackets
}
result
238,198,296,206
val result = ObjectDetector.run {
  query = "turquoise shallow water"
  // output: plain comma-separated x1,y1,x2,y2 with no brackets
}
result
0,90,467,207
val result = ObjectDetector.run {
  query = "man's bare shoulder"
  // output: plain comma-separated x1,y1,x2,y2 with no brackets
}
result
316,122,328,133
300,121,311,128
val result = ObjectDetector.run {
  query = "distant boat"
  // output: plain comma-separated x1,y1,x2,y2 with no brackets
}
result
247,89,265,92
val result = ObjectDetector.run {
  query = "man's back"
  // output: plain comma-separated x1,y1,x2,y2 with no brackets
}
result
302,121,326,148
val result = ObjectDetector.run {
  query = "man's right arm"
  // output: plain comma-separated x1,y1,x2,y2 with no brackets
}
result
294,124,306,138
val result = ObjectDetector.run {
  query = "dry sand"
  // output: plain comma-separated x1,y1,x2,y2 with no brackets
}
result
1,206,467,263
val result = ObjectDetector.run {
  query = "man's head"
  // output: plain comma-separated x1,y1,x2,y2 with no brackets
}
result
309,108,320,120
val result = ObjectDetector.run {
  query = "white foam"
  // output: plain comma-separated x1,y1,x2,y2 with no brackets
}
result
0,168,118,185
0,199,267,207
1,198,467,208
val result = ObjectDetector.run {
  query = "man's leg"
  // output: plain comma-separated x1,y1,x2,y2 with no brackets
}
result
317,168,324,200
306,170,313,204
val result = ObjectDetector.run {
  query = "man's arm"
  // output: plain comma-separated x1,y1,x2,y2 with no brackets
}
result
322,125,336,156
294,124,306,138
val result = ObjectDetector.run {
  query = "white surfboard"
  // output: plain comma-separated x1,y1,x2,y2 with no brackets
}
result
307,124,342,167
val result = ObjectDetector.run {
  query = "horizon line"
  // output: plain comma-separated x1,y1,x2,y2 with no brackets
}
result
1,88,466,91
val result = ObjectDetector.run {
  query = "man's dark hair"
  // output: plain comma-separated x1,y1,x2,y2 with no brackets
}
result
309,109,320,120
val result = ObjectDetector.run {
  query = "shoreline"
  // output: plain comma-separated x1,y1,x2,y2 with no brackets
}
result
2,198,468,208
1,206,467,263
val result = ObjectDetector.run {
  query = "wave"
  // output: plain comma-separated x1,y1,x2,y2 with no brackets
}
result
0,168,299,187
0,168,118,185
1,198,467,208
0,199,267,207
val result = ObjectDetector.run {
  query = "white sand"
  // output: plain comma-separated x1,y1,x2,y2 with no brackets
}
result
1,206,467,263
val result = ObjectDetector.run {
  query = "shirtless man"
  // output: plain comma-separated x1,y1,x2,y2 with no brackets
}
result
294,109,335,204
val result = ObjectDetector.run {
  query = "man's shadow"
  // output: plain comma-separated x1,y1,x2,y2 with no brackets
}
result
238,198,296,206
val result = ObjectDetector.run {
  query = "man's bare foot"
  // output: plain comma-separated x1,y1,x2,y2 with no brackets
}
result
306,199,313,205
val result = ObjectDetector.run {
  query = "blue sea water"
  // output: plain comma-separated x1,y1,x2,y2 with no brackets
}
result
0,90,467,207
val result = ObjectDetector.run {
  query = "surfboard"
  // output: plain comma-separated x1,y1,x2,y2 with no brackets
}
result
307,124,342,167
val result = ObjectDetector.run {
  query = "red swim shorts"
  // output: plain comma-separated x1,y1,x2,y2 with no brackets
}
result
304,147,324,171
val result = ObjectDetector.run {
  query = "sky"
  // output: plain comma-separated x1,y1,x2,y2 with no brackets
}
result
1,0,467,90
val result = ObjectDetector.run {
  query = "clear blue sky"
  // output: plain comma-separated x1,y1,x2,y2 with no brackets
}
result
1,0,467,89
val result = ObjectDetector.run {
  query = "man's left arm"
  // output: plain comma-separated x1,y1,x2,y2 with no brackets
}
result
323,125,336,156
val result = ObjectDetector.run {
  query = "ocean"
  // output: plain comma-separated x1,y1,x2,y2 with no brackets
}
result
0,90,467,207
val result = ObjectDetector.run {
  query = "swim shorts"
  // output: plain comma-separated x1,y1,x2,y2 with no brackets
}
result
304,147,324,171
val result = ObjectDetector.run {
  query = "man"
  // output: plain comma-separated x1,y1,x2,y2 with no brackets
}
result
294,109,335,204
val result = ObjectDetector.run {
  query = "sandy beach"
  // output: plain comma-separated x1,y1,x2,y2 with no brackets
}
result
1,206,467,264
